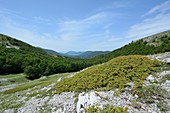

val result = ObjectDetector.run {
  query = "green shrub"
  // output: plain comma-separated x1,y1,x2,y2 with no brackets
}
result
86,106,99,113
56,55,160,93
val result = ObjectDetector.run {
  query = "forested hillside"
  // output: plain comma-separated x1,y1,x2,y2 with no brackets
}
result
0,34,46,54
0,34,90,79
74,51,110,59
89,30,170,64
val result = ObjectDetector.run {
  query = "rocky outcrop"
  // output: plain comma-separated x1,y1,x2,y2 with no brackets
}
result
148,52,170,63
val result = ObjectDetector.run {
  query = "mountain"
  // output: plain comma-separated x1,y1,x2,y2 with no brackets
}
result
62,51,83,56
76,51,110,58
89,30,170,64
62,51,110,59
0,34,90,79
0,34,46,54
43,48,60,55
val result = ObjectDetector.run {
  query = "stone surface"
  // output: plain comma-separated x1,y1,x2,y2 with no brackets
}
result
4,109,14,113
146,74,155,82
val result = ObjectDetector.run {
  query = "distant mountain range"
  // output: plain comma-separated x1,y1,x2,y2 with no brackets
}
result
60,51,110,59
43,49,111,59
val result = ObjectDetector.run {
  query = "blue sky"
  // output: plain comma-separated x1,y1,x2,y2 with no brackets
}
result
0,0,170,52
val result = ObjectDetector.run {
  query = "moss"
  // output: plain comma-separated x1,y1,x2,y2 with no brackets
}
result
56,55,160,93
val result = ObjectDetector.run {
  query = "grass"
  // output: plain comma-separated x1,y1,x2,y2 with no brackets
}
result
3,82,43,94
0,73,68,94
0,72,73,111
0,73,26,78
160,74,170,83
0,73,28,86
137,85,169,103
157,101,170,112
2,73,72,94
86,105,128,113
156,63,170,72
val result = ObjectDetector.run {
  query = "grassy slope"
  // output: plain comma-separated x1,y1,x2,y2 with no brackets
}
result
0,73,72,110
56,55,160,93
1,73,72,94
0,74,28,86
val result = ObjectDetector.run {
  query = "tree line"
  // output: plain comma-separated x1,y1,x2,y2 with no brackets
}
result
0,47,90,79
89,34,170,64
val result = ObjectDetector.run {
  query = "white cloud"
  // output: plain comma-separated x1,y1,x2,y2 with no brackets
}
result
93,1,129,14
127,14,170,39
0,14,58,49
57,12,114,41
127,1,170,40
0,8,29,21
0,11,118,51
142,0,170,17
84,12,112,23
33,16,54,25
108,36,122,42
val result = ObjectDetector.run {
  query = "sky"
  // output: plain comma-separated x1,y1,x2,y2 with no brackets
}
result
0,0,170,52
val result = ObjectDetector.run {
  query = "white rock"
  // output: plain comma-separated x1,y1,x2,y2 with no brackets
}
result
161,80,170,92
146,75,155,82
57,78,61,82
4,109,14,113
77,92,100,113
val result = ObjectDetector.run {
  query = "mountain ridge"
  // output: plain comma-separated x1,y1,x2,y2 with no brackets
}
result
0,34,46,54
61,51,110,58
89,30,170,64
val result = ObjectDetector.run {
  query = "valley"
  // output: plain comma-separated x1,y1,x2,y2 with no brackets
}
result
0,53,170,113
1,0,170,113
0,31,170,113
